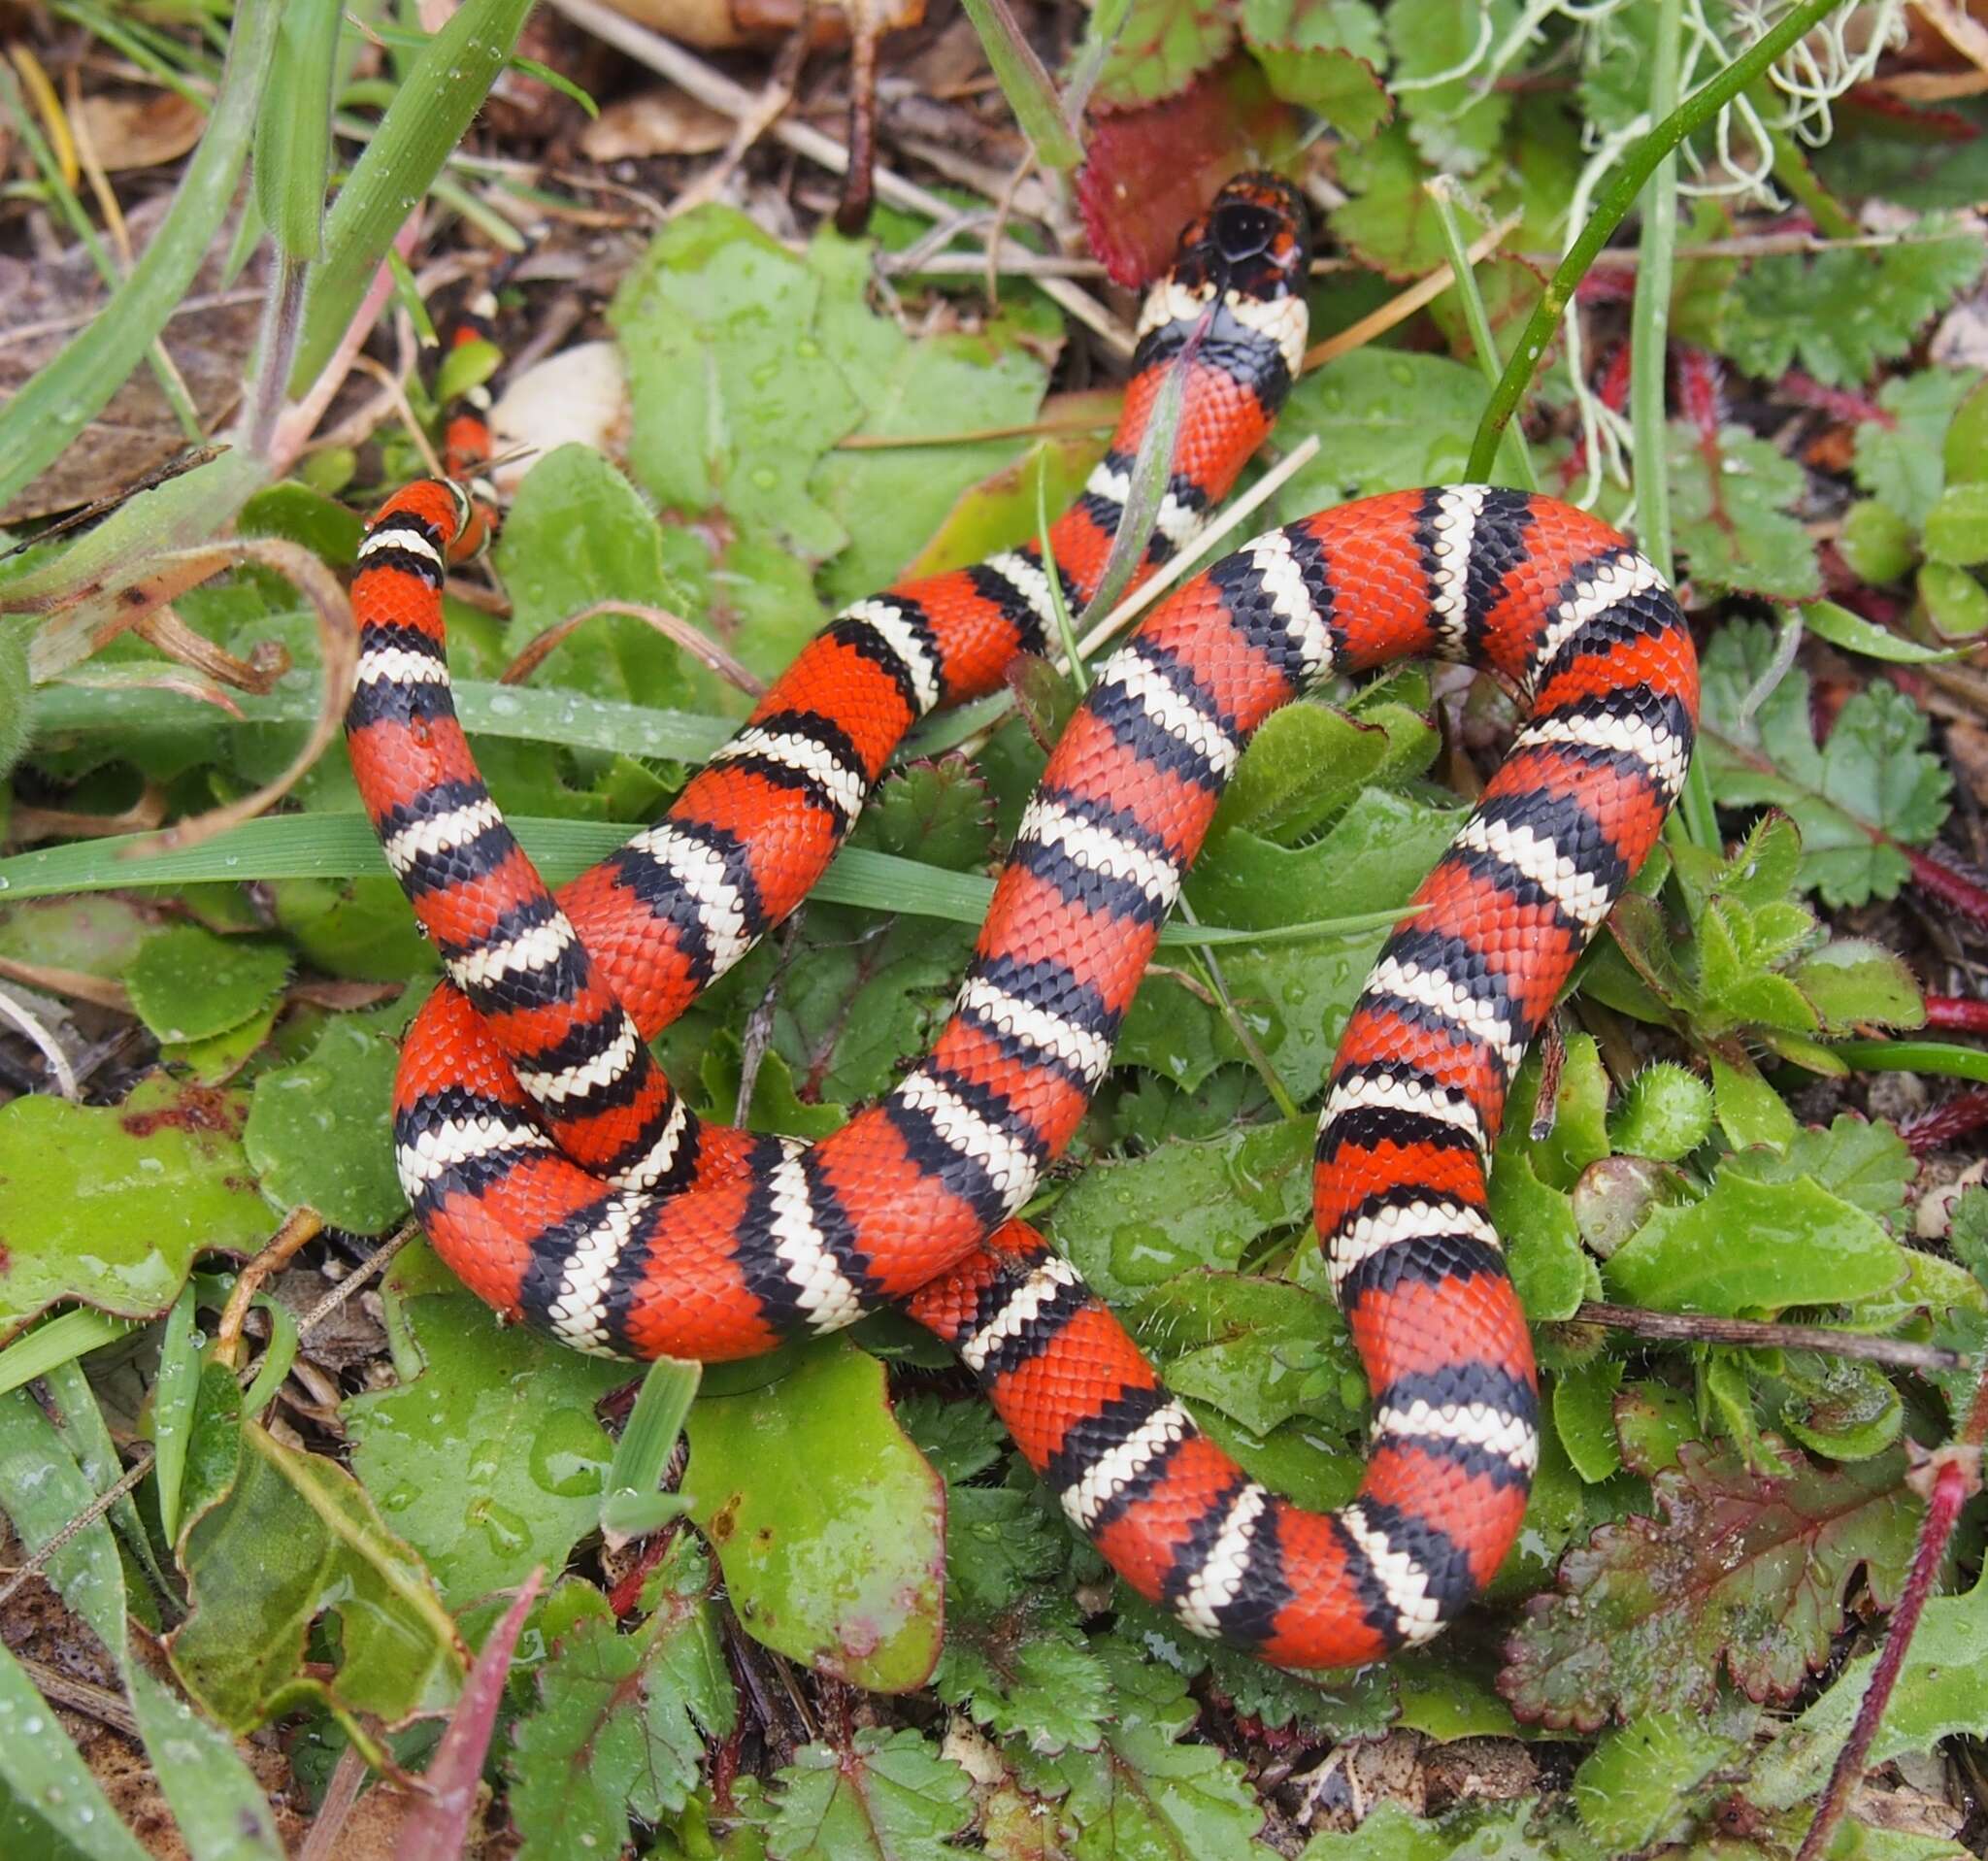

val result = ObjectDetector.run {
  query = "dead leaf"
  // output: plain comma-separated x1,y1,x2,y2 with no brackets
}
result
580,87,735,159
0,198,264,522
69,90,206,171
594,0,919,50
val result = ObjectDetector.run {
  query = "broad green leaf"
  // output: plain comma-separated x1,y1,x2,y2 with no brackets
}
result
684,1337,944,1692
1572,1711,1744,1852
1695,221,1986,389
1388,0,1516,175
344,1294,626,1614
1552,1359,1624,1484
1051,1118,1312,1307
0,895,156,981
756,1726,973,1861
123,924,289,1047
1667,422,1821,601
1723,1113,1913,1220
611,208,864,561
1924,480,1988,566
901,424,1114,581
1132,1270,1359,1438
0,1078,270,1330
1699,620,1952,907
1749,1569,1988,1811
1090,0,1237,106
493,445,708,707
1604,1165,1905,1316
1836,504,1920,585
0,1644,151,1861
1016,1643,1264,1858
1240,0,1390,140
1274,349,1492,515
1607,1063,1711,1161
508,1540,736,1859
1501,1443,1917,1729
1212,698,1438,846
243,1018,404,1233
1852,366,1980,525
936,1592,1112,1755
169,1421,465,1731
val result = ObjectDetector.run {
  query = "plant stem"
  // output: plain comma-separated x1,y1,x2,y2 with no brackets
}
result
1426,180,1536,491
1574,1303,1963,1374
1465,0,1854,483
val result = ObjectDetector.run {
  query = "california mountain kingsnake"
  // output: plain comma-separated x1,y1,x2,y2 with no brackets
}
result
346,175,1699,1670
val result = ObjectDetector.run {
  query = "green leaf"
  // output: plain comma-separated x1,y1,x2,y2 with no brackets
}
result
1500,1442,1917,1730
1051,1118,1312,1307
254,0,341,260
1297,1800,1536,1859
1572,1711,1744,1852
1132,1270,1359,1438
936,1592,1112,1755
684,1337,944,1692
1919,561,1988,639
124,925,289,1046
1603,1164,1905,1316
1388,0,1516,176
1666,421,1820,601
1213,698,1438,846
1749,1568,1988,1812
1239,0,1391,141
757,1726,972,1861
1274,349,1492,514
1607,1063,1711,1161
493,445,709,707
243,1017,405,1234
1090,0,1237,106
611,208,864,561
1802,597,1970,665
508,1539,736,1859
344,1293,626,1613
1924,480,1988,567
168,1421,465,1731
1700,620,1952,907
1836,504,1920,585
0,1077,270,1330
811,263,1051,604
289,0,536,390
1851,366,1980,525
0,1643,151,1861
1552,1358,1624,1484
1723,1113,1913,1220
1017,1643,1265,1858
1700,221,1987,388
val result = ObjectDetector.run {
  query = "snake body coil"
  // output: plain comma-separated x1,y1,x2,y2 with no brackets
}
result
347,175,1698,1669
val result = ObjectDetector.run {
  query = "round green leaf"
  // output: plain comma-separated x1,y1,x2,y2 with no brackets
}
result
244,1019,404,1233
125,925,289,1046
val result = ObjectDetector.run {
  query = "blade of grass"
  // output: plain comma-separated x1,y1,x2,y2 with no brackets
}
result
0,0,282,512
1828,1040,1988,1085
957,0,1082,170
1465,0,1856,483
288,0,536,393
255,0,341,261
0,1309,138,1401
602,1358,701,1547
0,812,1410,947
1078,318,1195,626
1424,179,1536,492
149,1281,203,1548
0,1643,152,1861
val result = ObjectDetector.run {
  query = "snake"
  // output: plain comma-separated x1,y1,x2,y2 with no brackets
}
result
344,174,1699,1671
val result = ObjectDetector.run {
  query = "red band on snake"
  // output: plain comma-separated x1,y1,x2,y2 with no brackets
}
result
346,174,1698,1670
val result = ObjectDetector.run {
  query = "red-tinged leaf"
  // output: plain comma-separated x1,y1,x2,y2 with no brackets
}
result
1499,1440,1920,1732
1077,62,1301,287
400,1568,545,1859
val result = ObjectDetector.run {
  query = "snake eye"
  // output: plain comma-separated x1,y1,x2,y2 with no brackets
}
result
1209,198,1277,265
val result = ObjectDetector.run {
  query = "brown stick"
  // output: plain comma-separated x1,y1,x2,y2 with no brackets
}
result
1574,1303,1966,1373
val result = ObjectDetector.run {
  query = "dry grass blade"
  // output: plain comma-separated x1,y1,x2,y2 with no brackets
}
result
504,600,765,696
1302,212,1522,374
116,537,356,857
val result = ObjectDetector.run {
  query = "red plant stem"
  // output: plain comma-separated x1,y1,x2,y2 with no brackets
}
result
1779,368,1892,425
608,1524,679,1617
1900,1085,1988,1155
1906,847,1988,932
1923,995,1988,1035
1794,1455,1976,1861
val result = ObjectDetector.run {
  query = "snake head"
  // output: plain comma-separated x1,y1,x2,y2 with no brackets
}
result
1181,171,1311,304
